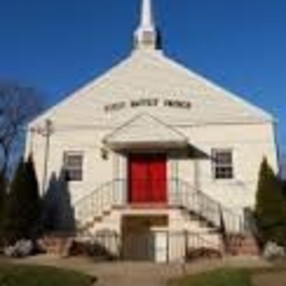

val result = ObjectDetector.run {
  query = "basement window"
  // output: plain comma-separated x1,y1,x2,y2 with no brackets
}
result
63,152,83,181
212,149,234,180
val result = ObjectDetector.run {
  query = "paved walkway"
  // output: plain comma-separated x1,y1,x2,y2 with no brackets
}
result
11,255,270,286
252,270,286,286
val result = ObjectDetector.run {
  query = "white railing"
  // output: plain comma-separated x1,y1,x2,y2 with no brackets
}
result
74,179,127,227
170,178,244,233
74,178,245,233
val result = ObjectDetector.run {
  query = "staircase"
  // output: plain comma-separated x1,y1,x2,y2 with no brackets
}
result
75,178,244,232
74,178,258,256
169,179,259,256
225,233,260,256
169,179,245,233
75,179,126,230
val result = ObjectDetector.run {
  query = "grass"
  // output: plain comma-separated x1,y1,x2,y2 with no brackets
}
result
0,263,95,286
169,268,252,286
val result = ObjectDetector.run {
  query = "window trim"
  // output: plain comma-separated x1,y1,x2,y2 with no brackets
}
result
63,151,84,182
211,148,234,180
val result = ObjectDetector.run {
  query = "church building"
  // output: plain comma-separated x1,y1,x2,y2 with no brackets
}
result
26,0,278,262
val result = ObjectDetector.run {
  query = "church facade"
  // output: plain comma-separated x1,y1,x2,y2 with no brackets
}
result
26,0,278,262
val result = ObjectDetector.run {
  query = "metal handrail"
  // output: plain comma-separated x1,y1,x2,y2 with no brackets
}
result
170,178,244,233
75,179,126,227
74,177,244,233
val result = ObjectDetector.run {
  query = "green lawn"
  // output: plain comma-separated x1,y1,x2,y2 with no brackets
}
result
169,268,252,286
0,263,95,286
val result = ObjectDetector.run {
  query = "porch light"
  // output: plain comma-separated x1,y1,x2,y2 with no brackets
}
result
101,147,109,160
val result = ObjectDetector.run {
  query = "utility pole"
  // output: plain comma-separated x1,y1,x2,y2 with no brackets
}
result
39,119,53,194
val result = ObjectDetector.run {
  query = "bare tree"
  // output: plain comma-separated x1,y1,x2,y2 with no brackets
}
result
0,81,43,177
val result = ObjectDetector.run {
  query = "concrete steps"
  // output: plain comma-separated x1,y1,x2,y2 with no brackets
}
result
226,233,260,256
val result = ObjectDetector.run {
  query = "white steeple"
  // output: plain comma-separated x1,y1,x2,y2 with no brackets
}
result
134,0,161,50
140,0,154,29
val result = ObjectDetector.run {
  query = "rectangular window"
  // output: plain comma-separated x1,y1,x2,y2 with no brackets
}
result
212,149,234,180
63,152,83,181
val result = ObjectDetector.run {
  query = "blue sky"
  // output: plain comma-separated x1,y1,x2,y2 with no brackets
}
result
0,0,285,153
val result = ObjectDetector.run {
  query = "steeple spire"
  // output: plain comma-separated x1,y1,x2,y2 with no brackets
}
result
140,0,154,29
134,0,161,50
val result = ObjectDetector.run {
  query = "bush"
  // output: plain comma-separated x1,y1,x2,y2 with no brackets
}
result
0,171,7,240
4,239,35,258
186,247,222,261
255,158,286,245
263,241,285,261
2,156,42,245
0,171,6,212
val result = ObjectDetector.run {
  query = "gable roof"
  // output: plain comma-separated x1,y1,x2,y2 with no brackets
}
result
103,113,188,149
30,49,274,128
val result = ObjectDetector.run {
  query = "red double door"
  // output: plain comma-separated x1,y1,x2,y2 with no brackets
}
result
128,153,167,204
